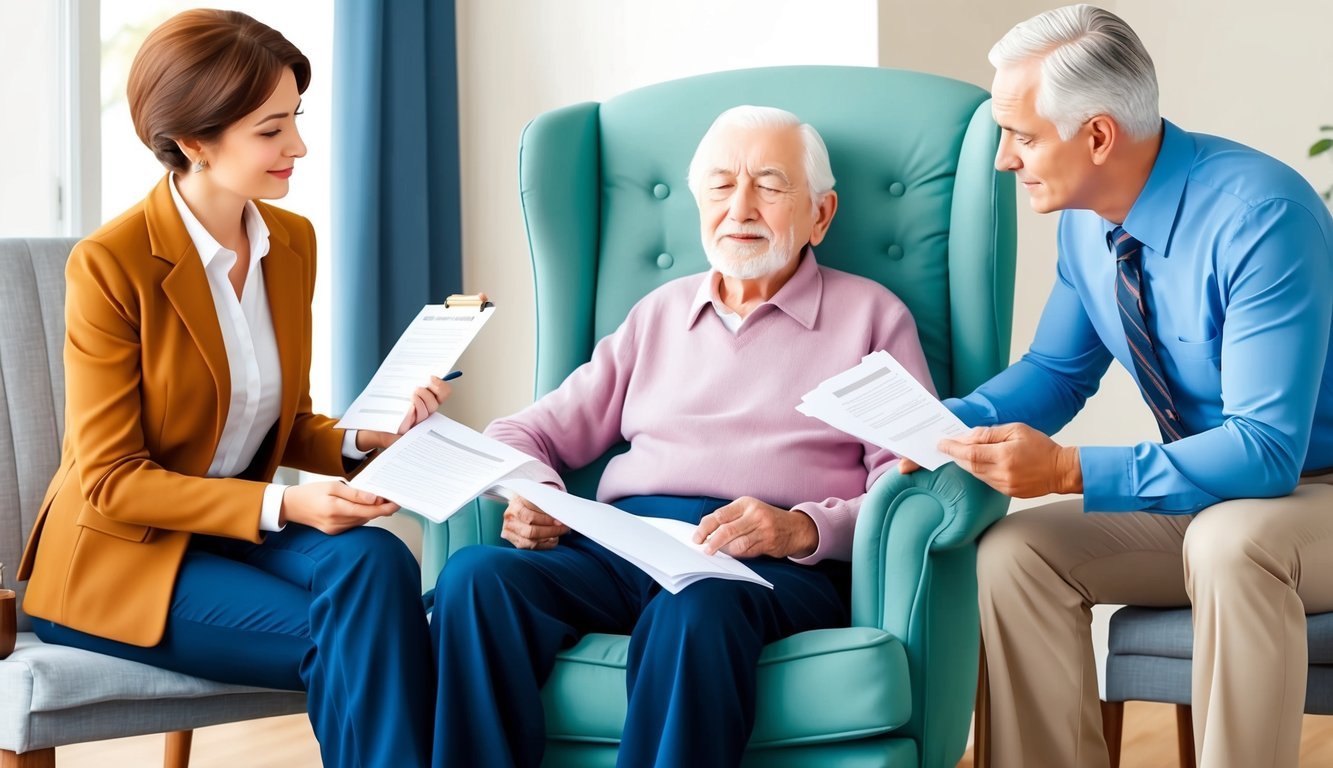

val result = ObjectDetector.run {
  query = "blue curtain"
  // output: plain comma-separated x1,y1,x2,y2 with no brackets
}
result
331,0,462,411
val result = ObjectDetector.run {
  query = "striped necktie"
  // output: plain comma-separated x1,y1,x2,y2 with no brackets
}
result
1110,226,1185,442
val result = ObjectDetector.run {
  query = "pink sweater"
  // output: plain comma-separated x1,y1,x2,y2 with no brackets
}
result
486,250,934,563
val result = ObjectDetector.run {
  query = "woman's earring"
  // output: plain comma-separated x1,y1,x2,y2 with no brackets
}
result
192,158,207,173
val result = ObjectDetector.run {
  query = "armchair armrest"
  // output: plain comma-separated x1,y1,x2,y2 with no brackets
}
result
848,462,1008,765
414,498,507,591
850,463,1007,630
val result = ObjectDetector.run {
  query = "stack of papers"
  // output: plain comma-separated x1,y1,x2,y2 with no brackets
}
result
336,304,495,433
797,350,968,470
347,413,554,523
349,414,772,593
504,480,772,593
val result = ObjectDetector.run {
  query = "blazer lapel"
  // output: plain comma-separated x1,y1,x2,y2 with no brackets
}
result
146,177,230,447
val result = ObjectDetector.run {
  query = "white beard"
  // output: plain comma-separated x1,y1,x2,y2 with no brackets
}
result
704,224,797,279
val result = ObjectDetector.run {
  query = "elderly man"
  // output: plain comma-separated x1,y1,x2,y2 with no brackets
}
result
907,6,1333,768
428,105,933,768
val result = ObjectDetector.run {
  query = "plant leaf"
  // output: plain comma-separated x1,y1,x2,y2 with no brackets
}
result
1311,138,1333,157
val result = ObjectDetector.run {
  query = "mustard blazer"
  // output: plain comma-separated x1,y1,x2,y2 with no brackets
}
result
18,176,358,647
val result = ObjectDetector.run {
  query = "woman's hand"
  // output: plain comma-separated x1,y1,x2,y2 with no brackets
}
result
355,375,454,452
280,481,399,535
500,494,570,550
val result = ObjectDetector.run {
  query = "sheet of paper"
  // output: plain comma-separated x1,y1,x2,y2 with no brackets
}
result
798,350,967,470
336,304,495,432
501,480,773,593
348,413,545,523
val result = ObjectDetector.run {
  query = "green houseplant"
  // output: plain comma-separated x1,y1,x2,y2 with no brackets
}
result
1312,126,1333,201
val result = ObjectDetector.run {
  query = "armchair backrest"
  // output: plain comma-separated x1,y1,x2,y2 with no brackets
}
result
0,238,75,632
520,65,1016,418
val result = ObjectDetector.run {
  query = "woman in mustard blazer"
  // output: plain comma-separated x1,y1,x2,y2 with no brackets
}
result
17,10,439,766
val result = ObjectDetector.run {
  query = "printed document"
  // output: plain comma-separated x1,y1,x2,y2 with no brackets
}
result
348,413,550,522
336,304,495,433
503,480,772,593
348,414,773,592
798,350,968,470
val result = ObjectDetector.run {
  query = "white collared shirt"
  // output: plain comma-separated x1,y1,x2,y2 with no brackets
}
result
696,271,747,334
169,175,364,532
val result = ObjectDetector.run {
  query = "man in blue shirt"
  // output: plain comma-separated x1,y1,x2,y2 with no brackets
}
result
917,5,1333,767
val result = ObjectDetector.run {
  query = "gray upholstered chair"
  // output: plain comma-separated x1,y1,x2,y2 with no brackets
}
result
1100,605,1333,767
0,238,306,767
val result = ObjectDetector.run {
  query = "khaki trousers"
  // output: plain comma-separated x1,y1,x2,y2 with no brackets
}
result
979,478,1333,768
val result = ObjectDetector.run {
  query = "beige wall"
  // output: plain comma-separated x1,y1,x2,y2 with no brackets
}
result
451,0,879,429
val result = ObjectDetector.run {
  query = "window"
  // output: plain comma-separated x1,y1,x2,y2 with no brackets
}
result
0,1,337,410
0,2,73,236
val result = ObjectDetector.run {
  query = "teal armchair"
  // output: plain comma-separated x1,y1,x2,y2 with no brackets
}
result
423,66,1016,768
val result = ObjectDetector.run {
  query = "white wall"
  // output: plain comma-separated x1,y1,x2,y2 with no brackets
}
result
451,0,879,428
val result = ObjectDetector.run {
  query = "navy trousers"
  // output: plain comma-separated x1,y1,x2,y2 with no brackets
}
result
33,524,434,768
430,495,850,768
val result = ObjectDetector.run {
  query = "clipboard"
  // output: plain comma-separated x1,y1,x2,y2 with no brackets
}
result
445,293,494,311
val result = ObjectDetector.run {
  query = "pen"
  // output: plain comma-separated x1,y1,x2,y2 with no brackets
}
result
441,370,463,382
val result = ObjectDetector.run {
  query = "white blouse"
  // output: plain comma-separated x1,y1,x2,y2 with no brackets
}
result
169,175,363,531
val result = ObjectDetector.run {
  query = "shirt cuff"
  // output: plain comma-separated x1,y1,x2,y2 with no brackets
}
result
342,430,370,460
1078,445,1137,512
943,397,992,428
261,483,288,532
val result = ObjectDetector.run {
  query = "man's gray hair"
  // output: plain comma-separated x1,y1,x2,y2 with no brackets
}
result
989,4,1160,140
686,105,835,207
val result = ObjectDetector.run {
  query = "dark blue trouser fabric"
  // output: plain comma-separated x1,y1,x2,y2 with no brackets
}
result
429,495,850,768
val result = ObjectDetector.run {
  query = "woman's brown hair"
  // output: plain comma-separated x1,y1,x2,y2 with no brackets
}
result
127,9,310,173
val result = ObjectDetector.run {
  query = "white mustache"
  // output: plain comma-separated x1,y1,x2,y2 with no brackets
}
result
715,223,773,241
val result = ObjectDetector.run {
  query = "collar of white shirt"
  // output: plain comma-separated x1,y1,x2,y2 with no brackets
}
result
168,173,272,272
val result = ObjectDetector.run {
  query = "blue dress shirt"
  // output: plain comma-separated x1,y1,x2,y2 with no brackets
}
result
948,120,1333,513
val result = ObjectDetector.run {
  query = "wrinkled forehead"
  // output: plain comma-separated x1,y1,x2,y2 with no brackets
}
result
990,60,1042,119
698,124,805,184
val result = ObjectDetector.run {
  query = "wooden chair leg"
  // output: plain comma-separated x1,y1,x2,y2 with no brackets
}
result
164,730,193,768
0,748,55,768
974,642,991,768
1100,700,1124,768
1175,704,1196,768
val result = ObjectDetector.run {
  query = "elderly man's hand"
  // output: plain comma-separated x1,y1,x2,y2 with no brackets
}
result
500,494,570,550
692,497,818,559
937,423,1082,497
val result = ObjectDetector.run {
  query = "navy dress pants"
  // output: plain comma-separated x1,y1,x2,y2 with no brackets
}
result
34,524,434,768
430,495,850,768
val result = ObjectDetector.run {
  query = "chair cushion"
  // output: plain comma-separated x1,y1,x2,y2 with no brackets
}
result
1,633,298,713
540,626,911,749
0,633,305,752
1108,606,1333,664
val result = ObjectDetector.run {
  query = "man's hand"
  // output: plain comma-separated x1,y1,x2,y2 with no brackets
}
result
936,423,1083,497
280,481,399,535
500,494,571,550
692,497,818,559
356,375,455,452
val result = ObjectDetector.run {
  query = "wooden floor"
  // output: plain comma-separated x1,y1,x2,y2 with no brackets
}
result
49,702,1333,766
956,702,1333,767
